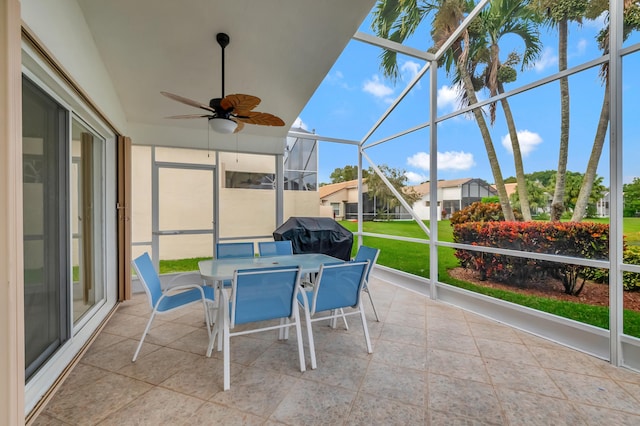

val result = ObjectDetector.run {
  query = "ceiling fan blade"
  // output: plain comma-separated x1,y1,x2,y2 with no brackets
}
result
161,91,215,113
235,111,285,127
220,94,261,113
165,114,212,119
231,118,245,133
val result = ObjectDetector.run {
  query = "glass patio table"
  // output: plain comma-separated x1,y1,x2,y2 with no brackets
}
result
198,253,343,282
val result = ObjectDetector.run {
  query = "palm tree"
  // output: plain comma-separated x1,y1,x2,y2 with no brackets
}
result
530,0,588,221
372,0,516,221
572,0,640,221
477,0,542,221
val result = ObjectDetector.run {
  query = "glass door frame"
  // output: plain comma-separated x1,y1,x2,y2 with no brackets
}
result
151,152,216,272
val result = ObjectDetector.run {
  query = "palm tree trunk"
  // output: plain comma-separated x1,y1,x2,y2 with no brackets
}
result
498,81,531,221
572,79,610,221
457,61,515,221
551,18,570,221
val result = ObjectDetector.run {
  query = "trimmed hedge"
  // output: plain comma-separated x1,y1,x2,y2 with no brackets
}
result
450,201,522,225
453,221,610,295
583,246,640,291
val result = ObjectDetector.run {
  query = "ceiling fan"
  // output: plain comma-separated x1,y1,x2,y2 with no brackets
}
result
161,32,285,134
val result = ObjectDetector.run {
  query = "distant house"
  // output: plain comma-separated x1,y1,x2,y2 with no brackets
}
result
319,179,362,220
409,178,497,220
319,179,404,220
321,177,496,221
598,191,610,217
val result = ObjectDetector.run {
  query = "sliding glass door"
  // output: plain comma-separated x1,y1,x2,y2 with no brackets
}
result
22,76,107,380
71,119,105,323
22,76,69,379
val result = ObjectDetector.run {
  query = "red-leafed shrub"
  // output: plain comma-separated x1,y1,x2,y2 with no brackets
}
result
450,202,523,225
453,221,610,295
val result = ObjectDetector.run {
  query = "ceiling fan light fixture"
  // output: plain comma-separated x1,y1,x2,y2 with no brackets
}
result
209,117,237,134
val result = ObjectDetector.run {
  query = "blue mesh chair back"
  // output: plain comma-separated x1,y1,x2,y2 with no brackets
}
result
258,240,293,257
209,264,306,390
309,261,368,314
231,265,300,327
216,242,255,259
132,252,164,309
354,245,380,283
296,260,373,369
353,245,381,321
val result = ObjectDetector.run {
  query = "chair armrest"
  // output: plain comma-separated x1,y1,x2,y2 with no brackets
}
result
166,272,202,287
163,283,207,297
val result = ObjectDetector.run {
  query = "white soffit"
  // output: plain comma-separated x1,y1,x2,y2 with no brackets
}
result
75,0,376,147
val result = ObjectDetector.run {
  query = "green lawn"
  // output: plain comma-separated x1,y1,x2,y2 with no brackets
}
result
158,218,640,338
586,217,640,246
338,219,640,338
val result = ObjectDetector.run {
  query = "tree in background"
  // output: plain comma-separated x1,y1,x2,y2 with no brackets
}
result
366,165,421,220
623,178,640,217
572,0,640,221
509,179,548,215
507,170,606,217
329,165,369,183
530,0,588,221
475,0,542,221
371,0,516,221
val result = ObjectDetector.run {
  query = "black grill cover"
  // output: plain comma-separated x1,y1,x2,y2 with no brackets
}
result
273,217,353,261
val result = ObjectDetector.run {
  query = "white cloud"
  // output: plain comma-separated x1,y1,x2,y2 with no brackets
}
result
326,70,352,90
501,130,543,156
437,85,459,112
400,61,421,82
292,117,307,130
362,75,394,99
533,47,558,72
404,171,427,184
407,151,475,171
574,38,588,56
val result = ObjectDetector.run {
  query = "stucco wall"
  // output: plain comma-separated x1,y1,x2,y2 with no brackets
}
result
130,146,321,260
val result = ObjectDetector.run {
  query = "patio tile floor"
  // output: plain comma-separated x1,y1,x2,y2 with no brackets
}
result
32,278,640,425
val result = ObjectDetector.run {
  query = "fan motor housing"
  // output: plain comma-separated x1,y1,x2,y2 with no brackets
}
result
216,33,229,48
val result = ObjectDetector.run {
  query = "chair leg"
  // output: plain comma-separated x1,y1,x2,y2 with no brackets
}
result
339,308,349,330
365,284,380,322
293,310,306,372
205,301,220,358
359,303,373,354
300,306,317,370
223,307,231,391
330,310,338,329
216,290,225,352
202,299,212,339
132,310,157,362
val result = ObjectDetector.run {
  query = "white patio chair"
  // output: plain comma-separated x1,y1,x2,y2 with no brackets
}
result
207,265,306,390
297,261,372,369
131,252,217,362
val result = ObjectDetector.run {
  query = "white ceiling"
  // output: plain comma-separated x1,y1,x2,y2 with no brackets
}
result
76,0,377,139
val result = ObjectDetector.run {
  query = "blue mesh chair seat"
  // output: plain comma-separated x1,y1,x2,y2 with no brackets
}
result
297,261,372,369
207,265,306,390
131,252,217,362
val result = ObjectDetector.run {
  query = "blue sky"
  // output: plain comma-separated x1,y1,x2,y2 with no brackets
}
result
297,6,640,188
